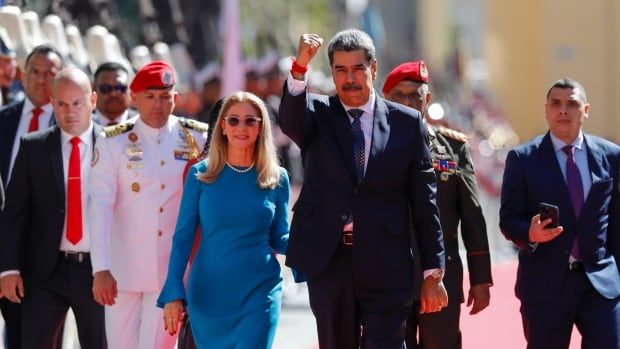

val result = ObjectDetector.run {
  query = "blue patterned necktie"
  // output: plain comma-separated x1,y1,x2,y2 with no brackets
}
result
348,108,365,183
562,145,583,259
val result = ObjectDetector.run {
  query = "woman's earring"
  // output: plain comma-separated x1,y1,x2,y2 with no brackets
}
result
223,130,226,135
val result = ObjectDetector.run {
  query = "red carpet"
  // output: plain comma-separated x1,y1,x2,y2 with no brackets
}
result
302,261,583,349
461,261,581,349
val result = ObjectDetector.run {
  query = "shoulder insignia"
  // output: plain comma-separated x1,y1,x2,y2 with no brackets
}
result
178,117,209,133
437,126,468,143
101,122,135,138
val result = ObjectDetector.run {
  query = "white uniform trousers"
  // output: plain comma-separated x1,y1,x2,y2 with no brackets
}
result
105,290,178,349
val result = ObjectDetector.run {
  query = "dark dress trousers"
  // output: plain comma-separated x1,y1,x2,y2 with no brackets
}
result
406,125,493,349
500,132,620,348
279,87,445,349
0,126,106,349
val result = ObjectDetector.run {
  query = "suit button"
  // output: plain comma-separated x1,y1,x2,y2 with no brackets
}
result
60,208,65,214
564,249,569,255
159,207,164,213
160,184,166,190
341,214,348,221
447,255,452,262
353,187,359,194
158,230,163,237
160,160,165,166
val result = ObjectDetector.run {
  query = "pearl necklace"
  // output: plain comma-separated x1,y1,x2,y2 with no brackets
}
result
226,162,255,173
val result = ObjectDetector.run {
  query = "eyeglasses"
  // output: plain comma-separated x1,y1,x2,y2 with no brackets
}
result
224,116,262,128
97,84,128,94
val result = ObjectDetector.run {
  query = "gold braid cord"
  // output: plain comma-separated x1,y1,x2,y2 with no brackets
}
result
178,123,200,161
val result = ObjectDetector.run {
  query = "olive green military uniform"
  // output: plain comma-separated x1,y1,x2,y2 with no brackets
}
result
406,124,493,349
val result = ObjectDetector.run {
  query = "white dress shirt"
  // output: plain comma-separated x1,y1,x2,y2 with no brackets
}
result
59,123,94,252
92,109,130,126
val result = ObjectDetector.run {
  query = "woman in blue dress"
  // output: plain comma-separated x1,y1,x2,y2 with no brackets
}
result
157,91,290,348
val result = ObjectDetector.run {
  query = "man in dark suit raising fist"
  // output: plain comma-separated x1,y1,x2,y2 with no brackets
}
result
0,67,106,348
278,29,447,349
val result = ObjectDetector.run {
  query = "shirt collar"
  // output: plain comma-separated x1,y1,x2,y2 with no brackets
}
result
23,97,53,116
341,90,376,117
60,121,94,147
94,109,129,125
549,131,584,152
135,114,173,135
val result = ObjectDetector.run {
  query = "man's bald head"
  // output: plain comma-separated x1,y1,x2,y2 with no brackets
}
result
52,67,95,136
53,67,92,96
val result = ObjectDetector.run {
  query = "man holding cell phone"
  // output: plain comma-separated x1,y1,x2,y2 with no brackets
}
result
500,78,620,348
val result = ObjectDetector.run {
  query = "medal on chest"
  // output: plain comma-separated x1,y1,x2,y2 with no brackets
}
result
431,144,457,181
126,132,144,169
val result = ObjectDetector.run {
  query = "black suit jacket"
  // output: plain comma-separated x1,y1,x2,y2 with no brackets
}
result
500,132,620,301
0,100,56,185
0,124,100,285
279,88,445,289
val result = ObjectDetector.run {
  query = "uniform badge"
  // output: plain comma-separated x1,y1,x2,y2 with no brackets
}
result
420,64,429,80
127,163,145,170
126,132,143,162
433,159,457,174
174,150,190,161
440,172,450,181
161,70,173,85
128,132,138,143
131,182,140,192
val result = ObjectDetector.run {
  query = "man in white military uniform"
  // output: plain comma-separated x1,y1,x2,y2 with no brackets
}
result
89,60,208,349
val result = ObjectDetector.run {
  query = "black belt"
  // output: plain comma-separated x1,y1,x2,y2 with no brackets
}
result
342,232,354,246
59,251,90,263
568,260,583,272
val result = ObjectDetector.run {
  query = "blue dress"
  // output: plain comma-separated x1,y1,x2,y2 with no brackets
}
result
157,162,290,348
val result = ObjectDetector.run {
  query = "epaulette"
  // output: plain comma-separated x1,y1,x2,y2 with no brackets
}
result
437,126,468,143
101,122,135,138
178,117,209,133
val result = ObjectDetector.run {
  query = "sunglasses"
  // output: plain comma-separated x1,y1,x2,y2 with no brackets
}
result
224,116,262,128
97,84,128,94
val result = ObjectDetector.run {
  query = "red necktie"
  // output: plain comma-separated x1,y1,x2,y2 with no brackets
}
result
27,107,44,132
67,137,83,244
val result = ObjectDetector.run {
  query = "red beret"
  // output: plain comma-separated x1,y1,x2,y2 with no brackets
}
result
130,60,176,93
382,61,429,95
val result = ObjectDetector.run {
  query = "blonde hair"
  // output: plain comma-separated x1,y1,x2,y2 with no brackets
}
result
198,91,281,189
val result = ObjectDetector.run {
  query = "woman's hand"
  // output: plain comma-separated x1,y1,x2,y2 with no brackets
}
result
163,299,184,335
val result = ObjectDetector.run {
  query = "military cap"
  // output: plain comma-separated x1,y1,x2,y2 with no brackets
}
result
382,60,429,95
130,60,175,93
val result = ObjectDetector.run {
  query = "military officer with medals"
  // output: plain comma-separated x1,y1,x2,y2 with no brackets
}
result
382,61,493,349
88,60,208,349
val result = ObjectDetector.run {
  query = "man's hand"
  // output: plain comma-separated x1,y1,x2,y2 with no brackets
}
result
92,270,117,306
0,274,24,303
529,214,563,243
294,34,324,75
419,276,448,314
467,283,490,315
163,299,184,335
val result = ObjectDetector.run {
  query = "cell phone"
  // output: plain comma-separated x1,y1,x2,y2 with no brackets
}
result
539,203,559,228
